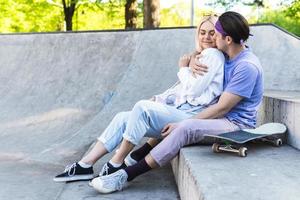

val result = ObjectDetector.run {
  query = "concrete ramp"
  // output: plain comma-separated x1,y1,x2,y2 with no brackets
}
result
0,29,192,200
0,24,299,200
249,24,300,91
0,29,194,165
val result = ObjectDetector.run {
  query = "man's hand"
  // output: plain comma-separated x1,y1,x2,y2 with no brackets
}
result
178,55,190,68
161,123,179,138
190,54,208,76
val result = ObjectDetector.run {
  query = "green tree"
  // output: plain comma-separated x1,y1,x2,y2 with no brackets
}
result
285,0,300,21
205,0,239,11
125,0,138,29
0,0,63,33
256,0,300,37
143,0,160,28
46,0,103,31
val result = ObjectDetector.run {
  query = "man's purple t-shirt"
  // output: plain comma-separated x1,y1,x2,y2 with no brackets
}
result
224,48,263,128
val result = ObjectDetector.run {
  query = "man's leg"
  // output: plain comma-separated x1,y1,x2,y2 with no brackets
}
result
125,118,239,181
150,118,240,166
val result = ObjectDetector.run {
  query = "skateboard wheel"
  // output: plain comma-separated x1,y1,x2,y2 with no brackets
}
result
212,143,221,153
275,138,283,147
238,147,247,157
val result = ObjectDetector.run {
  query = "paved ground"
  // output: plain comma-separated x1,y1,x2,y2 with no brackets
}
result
0,144,179,200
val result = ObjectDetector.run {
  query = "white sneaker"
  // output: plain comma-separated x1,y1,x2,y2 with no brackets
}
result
90,169,128,193
124,154,138,166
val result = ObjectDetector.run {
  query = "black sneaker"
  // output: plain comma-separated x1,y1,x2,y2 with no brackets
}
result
53,162,94,182
99,162,127,176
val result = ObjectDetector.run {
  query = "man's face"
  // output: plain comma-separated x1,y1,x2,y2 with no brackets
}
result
213,31,227,52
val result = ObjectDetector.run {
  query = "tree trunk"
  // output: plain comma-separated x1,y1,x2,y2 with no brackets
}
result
62,0,76,31
143,0,160,29
125,0,138,29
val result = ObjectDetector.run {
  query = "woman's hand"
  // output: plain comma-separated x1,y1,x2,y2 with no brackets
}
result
178,55,191,68
149,96,155,101
161,122,179,138
190,54,208,76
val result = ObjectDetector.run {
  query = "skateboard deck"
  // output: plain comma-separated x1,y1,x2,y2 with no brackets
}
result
204,123,287,157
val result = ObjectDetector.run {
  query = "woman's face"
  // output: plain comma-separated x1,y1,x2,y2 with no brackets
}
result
198,21,216,49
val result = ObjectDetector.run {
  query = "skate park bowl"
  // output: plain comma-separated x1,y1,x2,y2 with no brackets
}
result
0,24,299,200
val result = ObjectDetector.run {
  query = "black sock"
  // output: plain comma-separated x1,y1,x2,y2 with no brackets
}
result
125,158,152,181
131,142,153,161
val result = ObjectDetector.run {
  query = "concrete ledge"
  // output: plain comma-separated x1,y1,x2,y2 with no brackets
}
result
258,90,300,150
172,91,300,200
172,144,300,200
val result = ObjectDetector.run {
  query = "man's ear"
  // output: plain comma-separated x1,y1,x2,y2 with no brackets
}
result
226,36,233,45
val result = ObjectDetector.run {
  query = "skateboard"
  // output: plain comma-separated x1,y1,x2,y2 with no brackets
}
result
204,123,287,157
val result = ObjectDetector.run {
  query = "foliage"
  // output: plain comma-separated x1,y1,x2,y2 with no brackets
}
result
284,0,300,21
160,2,217,27
73,0,143,30
0,0,299,37
256,8,300,36
204,0,239,11
0,0,63,33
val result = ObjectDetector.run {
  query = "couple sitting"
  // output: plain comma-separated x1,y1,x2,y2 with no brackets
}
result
54,11,263,194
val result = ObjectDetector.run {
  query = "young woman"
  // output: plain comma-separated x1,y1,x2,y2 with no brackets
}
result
90,11,264,194
54,14,225,182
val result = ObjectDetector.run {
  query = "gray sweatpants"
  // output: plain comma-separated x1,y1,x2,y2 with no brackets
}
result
150,118,240,166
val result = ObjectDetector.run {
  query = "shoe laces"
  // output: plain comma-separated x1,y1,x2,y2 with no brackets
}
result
99,163,109,176
64,163,77,176
102,170,127,191
116,171,127,191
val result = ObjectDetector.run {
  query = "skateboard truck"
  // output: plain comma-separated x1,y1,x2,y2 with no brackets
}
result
211,137,283,157
261,137,283,146
212,143,248,157
205,123,287,157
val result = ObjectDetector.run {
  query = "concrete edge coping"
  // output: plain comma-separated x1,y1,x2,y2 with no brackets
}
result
264,89,300,103
1,23,299,40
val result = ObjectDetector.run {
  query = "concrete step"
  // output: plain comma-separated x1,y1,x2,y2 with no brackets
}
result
258,90,300,150
171,144,300,200
172,92,300,200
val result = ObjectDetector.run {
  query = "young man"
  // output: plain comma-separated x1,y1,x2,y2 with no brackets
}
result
90,11,264,194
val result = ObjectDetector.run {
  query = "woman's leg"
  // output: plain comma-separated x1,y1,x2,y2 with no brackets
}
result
53,111,131,182
123,138,160,166
109,100,193,165
76,111,132,165
97,111,131,153
147,138,160,147
79,141,108,165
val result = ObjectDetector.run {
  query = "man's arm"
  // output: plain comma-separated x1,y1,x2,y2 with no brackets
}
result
192,91,243,119
161,92,242,137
